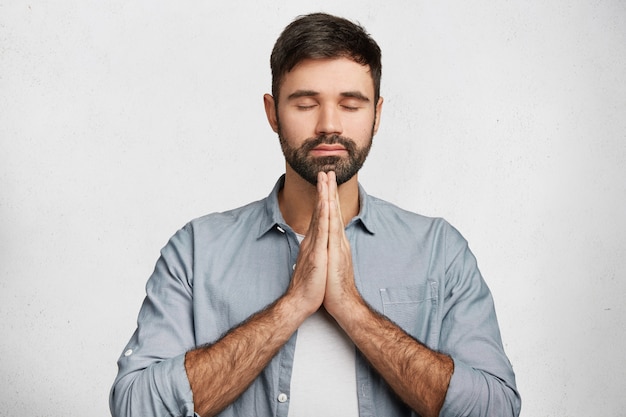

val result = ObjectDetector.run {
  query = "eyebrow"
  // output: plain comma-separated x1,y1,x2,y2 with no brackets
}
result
286,90,319,100
286,90,371,102
340,91,371,102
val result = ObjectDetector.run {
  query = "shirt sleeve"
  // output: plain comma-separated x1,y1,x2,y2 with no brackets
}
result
438,223,521,417
110,224,197,417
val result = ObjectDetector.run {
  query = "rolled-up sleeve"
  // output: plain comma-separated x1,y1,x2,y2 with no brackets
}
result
439,224,521,417
110,225,197,417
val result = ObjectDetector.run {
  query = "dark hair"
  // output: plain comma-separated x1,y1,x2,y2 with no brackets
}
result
270,13,382,102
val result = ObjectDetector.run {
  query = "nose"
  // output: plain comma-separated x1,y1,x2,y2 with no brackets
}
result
315,105,343,136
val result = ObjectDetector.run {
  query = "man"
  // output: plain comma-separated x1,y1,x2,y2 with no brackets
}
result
110,13,520,417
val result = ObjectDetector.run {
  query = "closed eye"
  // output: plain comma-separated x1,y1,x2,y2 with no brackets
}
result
340,94,368,111
296,104,317,110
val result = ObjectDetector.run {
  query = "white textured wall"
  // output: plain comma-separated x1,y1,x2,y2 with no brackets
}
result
1,1,625,416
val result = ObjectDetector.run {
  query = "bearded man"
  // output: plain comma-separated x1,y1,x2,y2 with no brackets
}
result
111,13,520,417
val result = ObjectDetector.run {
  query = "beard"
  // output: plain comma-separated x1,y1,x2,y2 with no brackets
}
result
278,128,374,186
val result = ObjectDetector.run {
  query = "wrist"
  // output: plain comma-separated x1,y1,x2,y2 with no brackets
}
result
278,289,319,327
325,290,369,331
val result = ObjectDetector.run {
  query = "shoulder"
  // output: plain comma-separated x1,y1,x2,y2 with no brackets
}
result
364,194,468,250
365,194,447,231
163,197,268,251
189,198,266,231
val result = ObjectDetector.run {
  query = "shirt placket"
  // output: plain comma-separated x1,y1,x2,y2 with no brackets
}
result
273,224,300,417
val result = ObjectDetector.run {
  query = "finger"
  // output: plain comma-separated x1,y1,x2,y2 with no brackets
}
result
305,172,327,233
327,171,345,230
309,171,329,250
318,171,329,199
327,171,343,249
327,171,336,203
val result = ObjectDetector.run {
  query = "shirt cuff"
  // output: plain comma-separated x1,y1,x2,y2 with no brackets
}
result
155,352,196,416
440,359,479,417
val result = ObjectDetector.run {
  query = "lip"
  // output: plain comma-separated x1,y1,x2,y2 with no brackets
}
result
310,144,348,156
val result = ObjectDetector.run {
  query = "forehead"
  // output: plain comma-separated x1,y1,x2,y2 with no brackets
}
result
278,57,375,101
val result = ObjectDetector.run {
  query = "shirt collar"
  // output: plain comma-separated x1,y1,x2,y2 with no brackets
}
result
257,175,376,239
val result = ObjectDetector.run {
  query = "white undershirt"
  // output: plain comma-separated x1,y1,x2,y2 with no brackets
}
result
288,234,358,416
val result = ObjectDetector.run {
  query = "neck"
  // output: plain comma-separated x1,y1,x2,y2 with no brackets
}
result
278,166,360,235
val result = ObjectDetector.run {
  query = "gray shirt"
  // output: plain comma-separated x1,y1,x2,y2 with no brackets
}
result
110,176,520,417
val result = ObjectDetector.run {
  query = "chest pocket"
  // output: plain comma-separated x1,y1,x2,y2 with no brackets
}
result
379,281,439,347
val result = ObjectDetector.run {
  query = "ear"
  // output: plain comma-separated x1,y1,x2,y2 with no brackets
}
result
263,94,279,133
373,96,384,135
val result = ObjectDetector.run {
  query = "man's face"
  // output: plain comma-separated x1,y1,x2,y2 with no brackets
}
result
265,57,383,185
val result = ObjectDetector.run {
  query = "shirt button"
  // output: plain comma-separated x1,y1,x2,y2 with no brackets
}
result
292,263,296,270
124,349,133,357
277,393,288,403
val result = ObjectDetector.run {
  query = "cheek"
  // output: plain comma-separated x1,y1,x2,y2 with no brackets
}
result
346,113,376,139
278,122,302,142
277,108,314,139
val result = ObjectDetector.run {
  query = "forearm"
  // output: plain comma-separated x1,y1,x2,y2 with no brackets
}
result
187,175,332,416
334,300,453,417
185,293,307,417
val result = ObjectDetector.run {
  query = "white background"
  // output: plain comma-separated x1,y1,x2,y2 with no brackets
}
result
1,1,625,416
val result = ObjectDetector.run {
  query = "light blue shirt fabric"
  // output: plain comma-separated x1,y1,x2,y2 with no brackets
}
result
110,176,520,417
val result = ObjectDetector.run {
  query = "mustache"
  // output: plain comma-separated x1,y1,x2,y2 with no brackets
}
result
300,134,357,153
